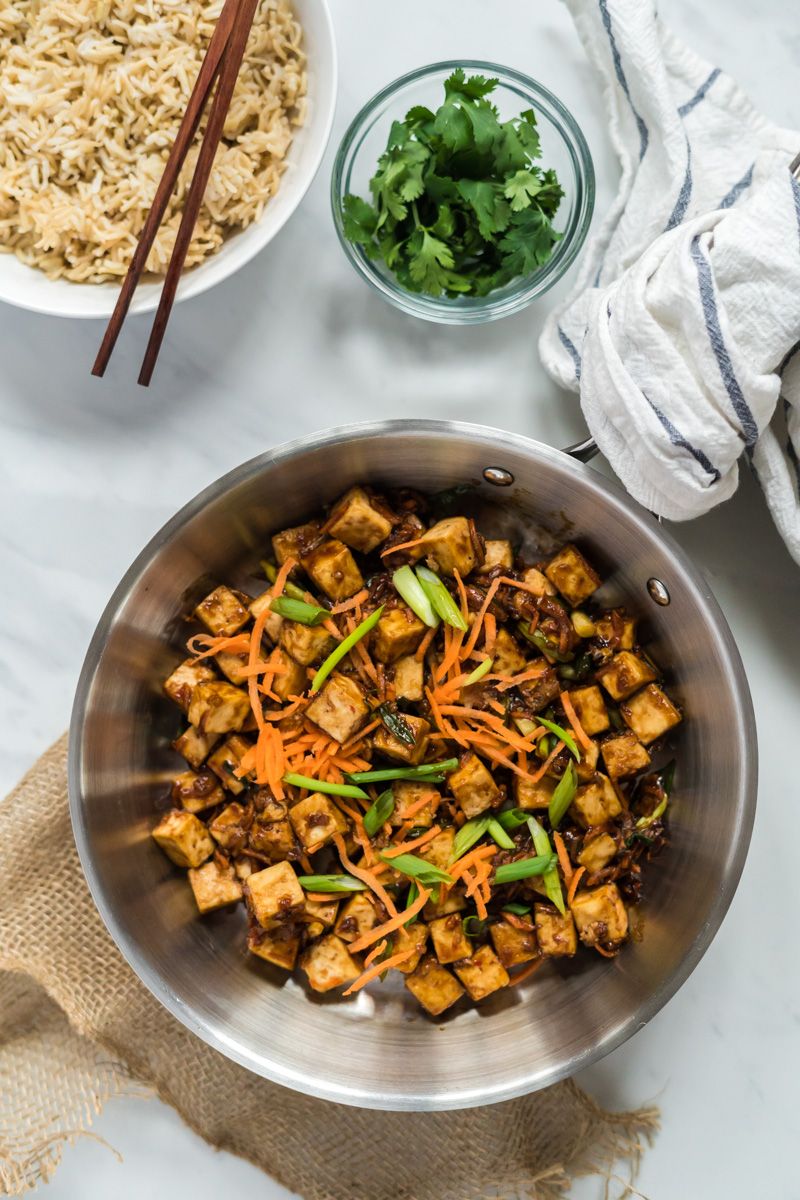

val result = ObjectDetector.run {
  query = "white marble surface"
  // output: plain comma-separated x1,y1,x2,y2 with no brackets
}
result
2,0,798,1195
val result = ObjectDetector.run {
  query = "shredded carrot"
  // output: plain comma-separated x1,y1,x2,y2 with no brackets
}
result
186,632,250,661
261,697,306,723
560,690,594,755
401,789,441,820
509,958,545,986
331,589,369,614
434,623,467,683
461,578,500,660
271,556,298,600
246,603,275,732
483,611,497,657
567,866,586,906
415,624,438,661
341,718,381,753
342,947,417,995
464,859,491,899
527,740,565,783
382,826,441,858
364,939,389,968
449,843,496,883
425,686,467,747
553,832,573,882
349,886,430,953
594,943,619,959
496,574,550,598
452,568,469,622
321,618,342,640
463,733,533,781
379,536,427,558
503,911,534,931
304,892,338,903
333,834,398,917
344,615,380,686
436,705,537,753
490,663,551,691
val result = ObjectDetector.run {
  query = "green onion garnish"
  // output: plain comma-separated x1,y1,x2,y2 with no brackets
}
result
348,759,458,784
536,734,551,760
392,565,438,628
495,808,531,831
310,604,384,693
518,623,574,663
269,596,328,625
494,854,557,884
415,565,468,631
548,760,578,829
539,717,580,762
297,874,367,893
261,560,307,601
502,902,531,916
376,702,415,746
462,915,487,936
363,787,395,837
403,881,420,925
464,656,493,686
636,797,668,830
450,815,491,861
487,818,515,850
527,816,565,914
282,772,368,800
380,851,453,886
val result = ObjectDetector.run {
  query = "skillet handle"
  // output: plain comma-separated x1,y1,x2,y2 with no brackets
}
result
562,434,598,463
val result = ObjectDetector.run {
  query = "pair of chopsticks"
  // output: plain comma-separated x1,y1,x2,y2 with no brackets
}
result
92,0,259,387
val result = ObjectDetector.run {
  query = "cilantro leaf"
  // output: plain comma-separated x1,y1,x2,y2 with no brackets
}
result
407,229,455,293
504,169,543,212
405,105,435,125
432,99,472,152
499,207,562,274
342,194,378,244
456,180,510,239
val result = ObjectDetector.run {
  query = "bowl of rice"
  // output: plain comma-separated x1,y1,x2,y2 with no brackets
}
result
0,0,336,319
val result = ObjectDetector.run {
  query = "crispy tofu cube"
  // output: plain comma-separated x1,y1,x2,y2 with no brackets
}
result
404,955,464,1015
514,772,556,811
271,520,322,571
300,934,362,993
578,831,618,874
423,886,467,920
394,654,424,702
188,681,250,735
454,945,510,1001
248,928,300,970
417,828,456,872
304,539,363,602
248,591,284,643
595,610,637,650
188,858,243,913
171,768,225,814
152,809,214,868
194,585,249,638
476,539,513,574
620,684,682,745
534,904,578,956
326,486,393,552
373,714,430,765
520,567,557,597
252,790,289,823
208,802,249,851
248,817,297,861
575,737,600,783
163,658,216,713
372,607,426,664
391,780,440,829
303,897,339,940
571,775,624,828
544,544,602,607
518,663,561,713
207,735,253,795
247,862,304,926
214,649,249,686
491,627,528,676
289,793,348,854
306,672,369,744
429,914,472,964
568,685,610,736
418,517,477,577
448,752,500,819
335,893,379,944
596,652,657,701
270,648,307,702
490,920,538,968
392,921,430,974
571,882,628,946
601,733,651,779
172,725,219,770
280,620,335,667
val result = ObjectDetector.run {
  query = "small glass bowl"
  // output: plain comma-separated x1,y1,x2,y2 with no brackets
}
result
331,60,595,325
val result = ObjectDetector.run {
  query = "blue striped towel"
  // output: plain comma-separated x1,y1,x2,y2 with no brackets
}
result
539,0,800,562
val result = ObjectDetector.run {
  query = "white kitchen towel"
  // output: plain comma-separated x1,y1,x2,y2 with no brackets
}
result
539,0,800,562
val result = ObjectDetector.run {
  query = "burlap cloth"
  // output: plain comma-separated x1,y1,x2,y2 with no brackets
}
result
0,738,658,1197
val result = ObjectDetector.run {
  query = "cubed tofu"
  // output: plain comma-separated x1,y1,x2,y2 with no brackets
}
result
418,517,477,577
491,627,528,676
423,886,467,920
373,714,430,765
334,893,379,944
271,648,307,702
304,539,363,602
194,585,250,637
534,904,578,956
417,828,456,872
248,928,300,970
326,486,393,552
163,658,217,713
595,610,637,650
188,858,243,913
234,858,255,881
372,607,426,664
429,914,472,964
571,882,628,946
188,681,250,735
391,780,440,829
208,802,249,851
514,772,556,811
306,672,369,744
394,654,424,702
248,817,297,861
152,809,214,868
575,738,600,783
620,684,682,745
271,520,322,571
302,897,339,940
280,620,335,667
247,861,304,926
248,591,284,643
448,752,500,819
404,955,465,1015
300,934,362,993
571,775,624,828
519,567,557,597
172,725,219,770
289,793,348,854
214,649,249,686
490,920,538,968
578,831,618,874
252,789,289,823
517,663,561,713
568,685,610,736
476,539,513,574
601,733,651,779
170,768,225,814
207,734,253,795
392,921,430,974
544,544,602,607
596,652,657,701
453,945,510,1001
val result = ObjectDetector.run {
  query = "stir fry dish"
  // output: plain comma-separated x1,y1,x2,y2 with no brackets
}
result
154,485,683,1016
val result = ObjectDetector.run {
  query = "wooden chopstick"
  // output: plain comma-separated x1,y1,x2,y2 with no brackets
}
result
137,0,260,387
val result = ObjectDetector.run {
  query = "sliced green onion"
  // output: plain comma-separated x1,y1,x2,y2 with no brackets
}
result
487,818,515,850
282,772,368,800
376,702,415,746
464,656,493,686
462,915,487,936
415,565,468,631
502,902,531,916
392,565,438,628
635,762,674,832
539,717,580,762
269,596,328,625
636,796,668,830
548,760,578,829
380,851,453,886
261,560,307,601
363,788,395,837
450,815,491,861
403,881,420,925
514,717,539,737
527,816,565,914
494,854,557,884
536,734,551,760
297,874,366,893
348,759,458,784
518,622,574,663
310,604,384,693
496,808,531,832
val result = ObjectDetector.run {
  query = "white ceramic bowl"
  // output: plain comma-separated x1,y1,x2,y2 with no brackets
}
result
0,0,336,320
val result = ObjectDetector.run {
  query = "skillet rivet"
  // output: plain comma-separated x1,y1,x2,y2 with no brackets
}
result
647,578,671,606
483,467,514,487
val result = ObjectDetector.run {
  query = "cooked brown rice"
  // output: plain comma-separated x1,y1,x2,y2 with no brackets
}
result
0,0,306,283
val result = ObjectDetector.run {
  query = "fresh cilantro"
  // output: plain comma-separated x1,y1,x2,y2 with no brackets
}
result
341,70,564,299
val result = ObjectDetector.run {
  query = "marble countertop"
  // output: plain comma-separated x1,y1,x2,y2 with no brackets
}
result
2,0,798,1195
